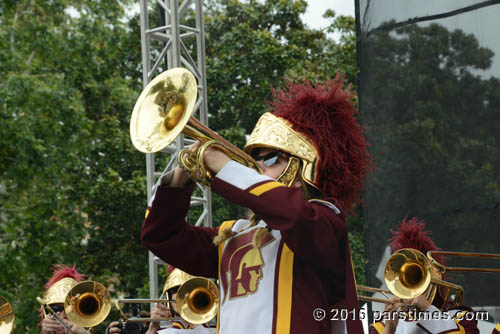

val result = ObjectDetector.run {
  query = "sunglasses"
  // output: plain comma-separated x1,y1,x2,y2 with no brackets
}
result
251,150,287,167
48,304,64,313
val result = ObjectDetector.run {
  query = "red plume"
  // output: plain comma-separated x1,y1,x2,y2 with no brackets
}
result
44,264,85,290
389,217,445,265
270,72,373,215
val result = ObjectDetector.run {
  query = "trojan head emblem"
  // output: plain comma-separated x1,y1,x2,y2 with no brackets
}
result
220,228,274,303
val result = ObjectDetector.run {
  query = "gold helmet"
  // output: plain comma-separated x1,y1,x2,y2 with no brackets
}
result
244,75,373,215
245,112,317,189
163,268,196,296
41,265,84,316
43,277,78,305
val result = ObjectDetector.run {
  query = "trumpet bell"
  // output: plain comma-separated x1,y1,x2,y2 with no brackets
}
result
130,68,198,153
0,296,14,334
64,281,111,328
176,277,219,325
385,248,433,299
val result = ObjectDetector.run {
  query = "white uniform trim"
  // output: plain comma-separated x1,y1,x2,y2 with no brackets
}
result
393,305,467,334
158,326,215,333
418,305,467,333
309,199,341,214
216,161,272,190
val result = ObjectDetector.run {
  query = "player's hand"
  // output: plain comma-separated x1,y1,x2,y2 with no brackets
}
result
41,317,65,334
404,294,431,312
202,145,231,174
107,321,122,334
147,303,172,334
382,297,403,334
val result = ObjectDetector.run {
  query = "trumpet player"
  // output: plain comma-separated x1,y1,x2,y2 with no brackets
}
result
39,265,88,334
107,268,213,334
370,217,479,334
141,74,373,334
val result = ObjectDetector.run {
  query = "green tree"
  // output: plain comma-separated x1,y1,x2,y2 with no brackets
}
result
1,0,364,332
359,22,500,303
204,0,356,133
0,1,147,332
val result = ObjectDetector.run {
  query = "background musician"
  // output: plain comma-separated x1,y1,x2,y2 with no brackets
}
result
107,268,214,334
39,265,88,334
370,217,479,334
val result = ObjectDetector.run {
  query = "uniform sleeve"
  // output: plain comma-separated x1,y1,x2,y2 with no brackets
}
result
140,183,219,278
492,322,500,334
211,161,347,270
417,305,479,334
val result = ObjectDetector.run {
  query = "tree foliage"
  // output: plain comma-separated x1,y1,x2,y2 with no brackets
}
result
0,1,362,332
1,1,146,332
359,22,500,303
204,0,356,133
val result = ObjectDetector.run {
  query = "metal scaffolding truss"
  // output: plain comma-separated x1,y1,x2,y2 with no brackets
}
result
138,0,211,301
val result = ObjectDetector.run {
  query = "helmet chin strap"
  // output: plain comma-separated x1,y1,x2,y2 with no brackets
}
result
276,156,301,187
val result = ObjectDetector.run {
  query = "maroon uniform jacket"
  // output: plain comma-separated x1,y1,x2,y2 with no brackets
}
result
141,161,363,334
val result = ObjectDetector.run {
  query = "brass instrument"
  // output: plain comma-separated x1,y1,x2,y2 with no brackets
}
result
130,67,262,186
357,285,393,304
64,281,111,328
358,248,500,309
37,297,75,334
428,250,500,273
0,296,14,334
176,277,218,325
117,277,219,325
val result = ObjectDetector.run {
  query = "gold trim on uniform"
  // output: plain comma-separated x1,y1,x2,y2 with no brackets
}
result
372,322,385,334
249,182,284,196
276,244,294,334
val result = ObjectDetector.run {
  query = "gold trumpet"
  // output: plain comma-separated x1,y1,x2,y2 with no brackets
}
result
358,248,500,309
130,67,262,186
64,281,112,328
117,277,219,325
0,296,14,334
38,280,111,331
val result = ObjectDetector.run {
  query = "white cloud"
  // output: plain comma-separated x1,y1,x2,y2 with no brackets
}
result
301,0,355,31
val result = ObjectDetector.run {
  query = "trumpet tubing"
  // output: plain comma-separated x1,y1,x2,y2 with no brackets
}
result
115,277,219,325
428,250,500,273
357,285,393,304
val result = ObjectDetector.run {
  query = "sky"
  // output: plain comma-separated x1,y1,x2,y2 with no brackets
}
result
301,0,355,30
